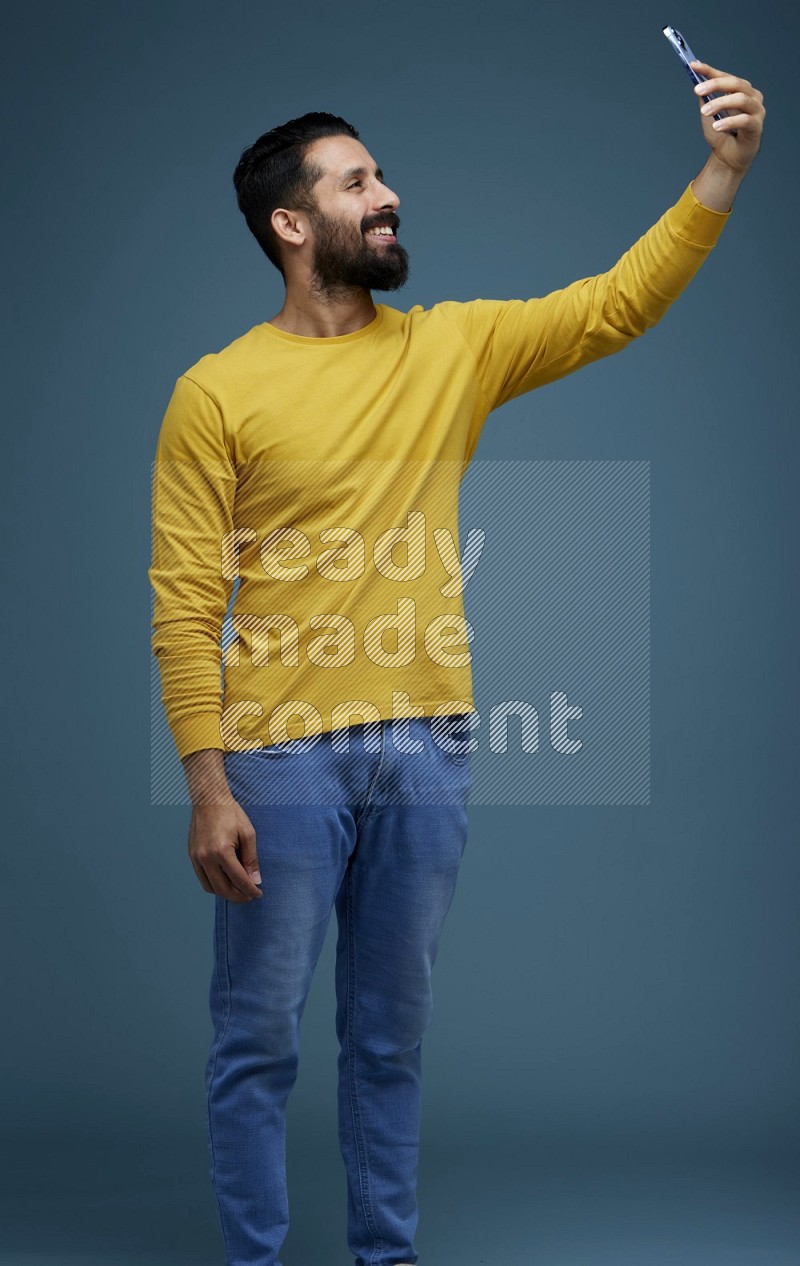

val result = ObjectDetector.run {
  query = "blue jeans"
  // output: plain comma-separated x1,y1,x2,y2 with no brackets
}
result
205,714,474,1266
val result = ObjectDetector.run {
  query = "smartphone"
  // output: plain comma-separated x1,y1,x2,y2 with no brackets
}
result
662,25,738,136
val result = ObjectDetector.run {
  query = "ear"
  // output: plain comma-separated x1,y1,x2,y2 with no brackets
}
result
271,208,306,248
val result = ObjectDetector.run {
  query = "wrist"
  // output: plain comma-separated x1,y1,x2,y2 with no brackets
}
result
692,153,745,212
183,747,233,806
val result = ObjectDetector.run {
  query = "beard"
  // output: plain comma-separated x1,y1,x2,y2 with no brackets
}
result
306,205,410,297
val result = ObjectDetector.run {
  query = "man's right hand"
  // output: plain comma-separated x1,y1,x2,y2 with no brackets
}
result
188,799,264,902
182,747,263,902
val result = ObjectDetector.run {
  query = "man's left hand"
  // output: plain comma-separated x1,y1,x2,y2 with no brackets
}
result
691,61,765,174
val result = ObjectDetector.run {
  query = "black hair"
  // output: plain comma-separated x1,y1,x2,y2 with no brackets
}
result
232,111,360,278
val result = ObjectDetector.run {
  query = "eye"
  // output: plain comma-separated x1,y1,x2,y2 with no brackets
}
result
348,181,363,189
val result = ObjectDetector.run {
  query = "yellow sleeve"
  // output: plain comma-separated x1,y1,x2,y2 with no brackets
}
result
148,373,237,761
436,182,732,411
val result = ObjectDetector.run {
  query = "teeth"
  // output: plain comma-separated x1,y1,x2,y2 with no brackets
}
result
368,226,394,235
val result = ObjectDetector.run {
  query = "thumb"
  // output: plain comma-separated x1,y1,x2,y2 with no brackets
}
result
238,824,262,885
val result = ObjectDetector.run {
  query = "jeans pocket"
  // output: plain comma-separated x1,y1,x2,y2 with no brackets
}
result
437,713,474,765
223,744,293,771
443,743,471,766
240,740,297,758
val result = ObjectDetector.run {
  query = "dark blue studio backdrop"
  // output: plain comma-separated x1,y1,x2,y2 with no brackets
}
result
3,2,798,1264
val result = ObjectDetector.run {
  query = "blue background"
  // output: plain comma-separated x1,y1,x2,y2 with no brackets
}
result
3,1,798,1263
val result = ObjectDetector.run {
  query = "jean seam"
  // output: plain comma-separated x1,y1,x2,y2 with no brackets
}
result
354,722,386,829
345,866,383,1262
207,897,234,1262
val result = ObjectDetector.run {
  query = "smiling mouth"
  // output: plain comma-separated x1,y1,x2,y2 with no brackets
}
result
364,227,397,243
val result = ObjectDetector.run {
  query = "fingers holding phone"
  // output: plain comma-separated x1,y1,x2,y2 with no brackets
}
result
662,26,765,173
689,60,766,171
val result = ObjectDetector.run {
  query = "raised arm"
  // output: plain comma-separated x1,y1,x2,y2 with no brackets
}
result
437,60,764,413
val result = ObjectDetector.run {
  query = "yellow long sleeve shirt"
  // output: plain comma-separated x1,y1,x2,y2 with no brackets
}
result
149,181,731,760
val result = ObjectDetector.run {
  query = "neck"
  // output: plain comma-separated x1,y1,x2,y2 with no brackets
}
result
267,289,377,338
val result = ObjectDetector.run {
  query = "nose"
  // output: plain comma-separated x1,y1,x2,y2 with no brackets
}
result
377,181,399,211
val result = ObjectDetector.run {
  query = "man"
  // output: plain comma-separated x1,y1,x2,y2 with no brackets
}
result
149,62,764,1266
